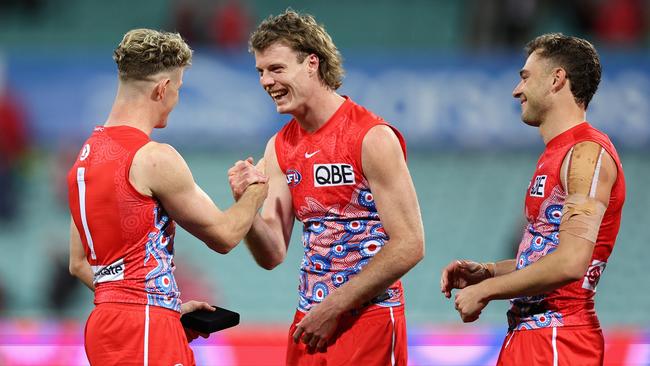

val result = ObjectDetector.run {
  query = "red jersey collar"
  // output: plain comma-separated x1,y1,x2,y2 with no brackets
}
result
546,122,590,148
296,96,354,136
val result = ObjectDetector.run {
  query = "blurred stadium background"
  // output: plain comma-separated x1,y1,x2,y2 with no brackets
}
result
0,0,648,365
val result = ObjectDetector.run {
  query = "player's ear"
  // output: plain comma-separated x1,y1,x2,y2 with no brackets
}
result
153,78,171,101
307,54,319,75
551,67,567,93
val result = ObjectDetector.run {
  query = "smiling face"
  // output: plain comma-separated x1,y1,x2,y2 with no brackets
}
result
512,51,554,127
254,42,318,115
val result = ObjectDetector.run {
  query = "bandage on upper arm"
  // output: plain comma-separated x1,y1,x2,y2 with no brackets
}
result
559,142,608,243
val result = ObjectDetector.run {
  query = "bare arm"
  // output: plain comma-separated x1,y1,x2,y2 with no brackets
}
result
440,258,516,299
131,142,267,254
480,142,616,299
229,136,295,269
69,218,94,290
454,141,617,321
293,125,425,349
493,259,517,276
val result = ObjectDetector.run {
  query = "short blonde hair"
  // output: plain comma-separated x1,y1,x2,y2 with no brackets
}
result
113,28,192,81
249,9,344,90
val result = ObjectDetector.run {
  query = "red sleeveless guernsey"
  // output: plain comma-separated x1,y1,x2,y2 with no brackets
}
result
67,126,180,312
275,97,407,312
509,122,625,330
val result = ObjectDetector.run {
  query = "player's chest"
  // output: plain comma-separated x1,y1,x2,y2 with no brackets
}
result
282,140,362,201
524,152,564,218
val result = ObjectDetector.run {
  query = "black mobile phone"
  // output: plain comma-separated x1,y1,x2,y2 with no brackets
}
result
180,305,240,334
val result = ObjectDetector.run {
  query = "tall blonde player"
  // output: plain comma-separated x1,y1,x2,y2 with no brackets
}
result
228,10,425,366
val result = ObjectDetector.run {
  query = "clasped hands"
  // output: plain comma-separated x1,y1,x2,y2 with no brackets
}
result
228,157,268,200
440,260,493,323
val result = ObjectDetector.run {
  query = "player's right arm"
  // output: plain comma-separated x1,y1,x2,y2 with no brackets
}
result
131,142,268,254
440,259,516,298
68,218,94,291
228,135,295,269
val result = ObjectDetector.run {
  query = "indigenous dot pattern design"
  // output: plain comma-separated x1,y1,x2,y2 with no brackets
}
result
509,185,566,330
145,205,180,312
297,183,402,312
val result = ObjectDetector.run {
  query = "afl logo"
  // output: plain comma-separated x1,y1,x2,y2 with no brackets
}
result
286,169,302,187
79,144,91,161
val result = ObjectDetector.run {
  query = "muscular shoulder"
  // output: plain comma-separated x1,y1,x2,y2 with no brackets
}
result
563,141,617,195
362,125,406,179
363,124,399,146
362,125,402,157
136,142,183,166
132,142,186,180
131,142,190,196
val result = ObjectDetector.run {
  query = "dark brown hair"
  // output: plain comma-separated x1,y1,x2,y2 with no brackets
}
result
526,33,601,108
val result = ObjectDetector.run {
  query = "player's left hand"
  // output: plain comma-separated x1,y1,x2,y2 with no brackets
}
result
454,284,488,323
180,300,213,342
292,301,341,352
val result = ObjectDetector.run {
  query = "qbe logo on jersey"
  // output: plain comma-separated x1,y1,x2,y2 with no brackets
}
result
314,164,355,187
530,175,547,197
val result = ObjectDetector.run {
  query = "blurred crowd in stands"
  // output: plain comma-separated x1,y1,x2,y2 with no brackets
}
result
0,0,648,50
0,56,29,227
167,0,650,51
174,0,650,51
466,0,649,50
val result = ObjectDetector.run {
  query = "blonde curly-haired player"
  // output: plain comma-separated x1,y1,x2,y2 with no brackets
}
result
67,29,268,365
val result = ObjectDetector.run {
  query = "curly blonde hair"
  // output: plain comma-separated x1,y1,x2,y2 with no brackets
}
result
249,9,344,90
113,28,193,81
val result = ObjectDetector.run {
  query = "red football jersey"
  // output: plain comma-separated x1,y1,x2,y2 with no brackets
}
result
275,97,407,312
508,122,626,330
67,126,180,312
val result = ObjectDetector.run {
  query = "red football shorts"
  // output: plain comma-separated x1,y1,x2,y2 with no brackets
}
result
84,303,195,366
497,326,604,366
286,305,407,366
